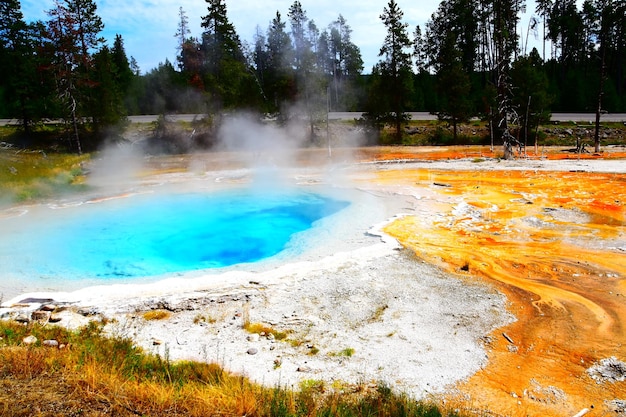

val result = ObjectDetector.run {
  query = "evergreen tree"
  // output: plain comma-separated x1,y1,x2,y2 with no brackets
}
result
201,0,256,109
175,6,191,71
139,59,178,114
375,0,414,143
288,1,310,84
287,1,326,139
111,34,134,94
46,0,105,153
492,0,523,159
546,0,585,68
535,0,554,60
436,32,472,141
0,0,27,120
175,8,206,94
0,0,53,132
129,56,140,76
252,26,268,99
65,0,104,66
91,45,126,132
424,0,477,73
413,25,429,74
510,49,552,150
327,15,364,110
263,11,295,112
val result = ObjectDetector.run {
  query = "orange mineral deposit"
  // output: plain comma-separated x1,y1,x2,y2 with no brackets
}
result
374,159,625,416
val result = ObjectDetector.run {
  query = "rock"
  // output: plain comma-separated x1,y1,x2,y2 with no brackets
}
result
247,333,260,342
14,314,29,324
40,304,57,312
297,366,312,372
247,348,258,355
43,339,59,348
77,307,98,317
152,339,163,346
31,310,51,321
23,335,37,345
17,297,54,305
48,314,62,323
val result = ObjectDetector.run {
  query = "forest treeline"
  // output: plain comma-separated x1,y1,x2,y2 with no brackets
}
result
0,0,624,155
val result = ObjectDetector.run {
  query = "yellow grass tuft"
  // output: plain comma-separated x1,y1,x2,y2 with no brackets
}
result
142,310,171,321
243,322,289,340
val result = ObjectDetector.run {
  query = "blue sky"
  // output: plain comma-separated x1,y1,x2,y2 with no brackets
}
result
20,0,542,75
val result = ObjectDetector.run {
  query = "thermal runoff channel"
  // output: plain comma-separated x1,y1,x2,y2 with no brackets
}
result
1,190,349,282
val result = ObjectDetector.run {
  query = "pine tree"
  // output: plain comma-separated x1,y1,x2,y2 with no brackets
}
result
436,32,472,141
46,0,105,153
111,34,134,94
91,46,126,132
174,6,205,94
263,11,295,112
492,0,523,159
535,0,554,60
200,0,254,109
287,1,327,139
327,15,364,110
288,1,310,81
376,0,414,143
175,6,191,71
510,50,552,151
0,0,43,131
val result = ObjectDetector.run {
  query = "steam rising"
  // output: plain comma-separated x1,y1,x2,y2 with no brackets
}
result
84,110,370,195
213,111,369,186
216,112,308,169
87,144,144,189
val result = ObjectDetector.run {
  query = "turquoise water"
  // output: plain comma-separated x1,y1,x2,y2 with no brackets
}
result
0,190,349,282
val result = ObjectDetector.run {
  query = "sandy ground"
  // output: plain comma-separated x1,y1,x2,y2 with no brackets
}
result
1,152,624,406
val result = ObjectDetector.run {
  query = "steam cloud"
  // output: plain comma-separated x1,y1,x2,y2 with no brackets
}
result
87,143,144,189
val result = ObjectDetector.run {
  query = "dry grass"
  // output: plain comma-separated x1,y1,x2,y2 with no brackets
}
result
142,309,171,321
243,321,289,340
0,320,467,417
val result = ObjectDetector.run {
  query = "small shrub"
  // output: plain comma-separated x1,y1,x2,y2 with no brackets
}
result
368,304,388,323
300,379,325,392
193,313,216,324
340,347,355,357
244,322,288,340
329,347,355,357
428,126,453,145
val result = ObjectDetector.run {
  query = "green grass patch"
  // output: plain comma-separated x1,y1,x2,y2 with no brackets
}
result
0,149,90,204
329,347,356,357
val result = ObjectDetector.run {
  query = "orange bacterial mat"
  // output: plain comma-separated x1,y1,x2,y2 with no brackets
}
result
367,148,625,416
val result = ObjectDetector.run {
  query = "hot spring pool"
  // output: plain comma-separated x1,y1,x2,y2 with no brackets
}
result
0,189,349,292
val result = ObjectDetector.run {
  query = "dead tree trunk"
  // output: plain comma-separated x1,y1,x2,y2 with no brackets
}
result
594,3,608,153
